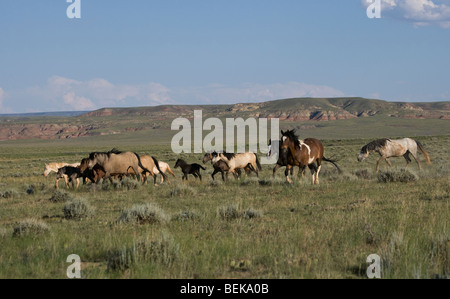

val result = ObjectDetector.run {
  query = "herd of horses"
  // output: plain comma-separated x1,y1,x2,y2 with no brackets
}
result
43,129,431,189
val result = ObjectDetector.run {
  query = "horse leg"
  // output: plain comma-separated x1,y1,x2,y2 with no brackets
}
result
385,158,393,167
285,165,293,184
376,156,387,173
409,152,421,170
273,164,281,178
308,165,316,185
192,172,199,180
251,162,259,177
403,152,412,168
211,169,217,181
315,161,322,185
152,173,158,186
142,173,148,185
64,175,70,189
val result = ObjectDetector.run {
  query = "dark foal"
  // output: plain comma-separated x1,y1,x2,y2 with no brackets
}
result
174,159,206,181
56,166,82,189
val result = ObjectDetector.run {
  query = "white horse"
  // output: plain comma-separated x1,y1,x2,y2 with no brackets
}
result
211,152,261,178
152,161,176,183
43,162,80,176
358,138,431,172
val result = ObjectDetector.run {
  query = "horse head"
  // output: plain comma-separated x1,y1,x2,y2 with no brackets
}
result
87,152,102,169
281,129,300,151
174,159,182,168
79,158,90,172
202,153,213,164
357,146,370,162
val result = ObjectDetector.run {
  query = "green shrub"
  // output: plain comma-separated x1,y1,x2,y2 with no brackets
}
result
114,177,141,190
218,205,241,220
49,190,73,203
218,205,263,220
0,189,17,199
25,183,46,195
13,219,50,237
107,233,179,271
355,169,373,180
243,208,263,219
168,185,197,197
118,203,169,224
377,170,418,183
63,198,95,219
172,210,201,222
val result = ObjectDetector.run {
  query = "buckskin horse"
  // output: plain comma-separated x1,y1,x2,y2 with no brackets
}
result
358,138,431,172
86,149,153,183
280,129,341,184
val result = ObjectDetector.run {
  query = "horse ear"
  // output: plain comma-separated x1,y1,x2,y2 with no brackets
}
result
281,130,284,135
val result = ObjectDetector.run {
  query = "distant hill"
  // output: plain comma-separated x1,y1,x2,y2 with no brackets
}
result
0,111,89,118
0,97,449,141
81,97,450,121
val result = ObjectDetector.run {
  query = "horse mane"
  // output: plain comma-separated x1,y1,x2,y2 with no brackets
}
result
222,151,236,160
107,148,122,156
282,129,301,149
361,138,390,153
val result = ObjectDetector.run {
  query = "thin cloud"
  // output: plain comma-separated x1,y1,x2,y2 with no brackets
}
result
176,82,345,104
362,0,450,28
12,76,345,112
25,76,175,111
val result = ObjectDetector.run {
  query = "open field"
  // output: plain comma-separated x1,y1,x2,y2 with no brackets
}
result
0,133,448,279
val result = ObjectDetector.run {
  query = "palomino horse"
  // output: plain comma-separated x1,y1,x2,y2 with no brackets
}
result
281,129,340,184
203,152,250,181
152,161,176,184
210,152,261,178
43,162,79,177
86,149,152,182
137,155,167,185
358,138,431,172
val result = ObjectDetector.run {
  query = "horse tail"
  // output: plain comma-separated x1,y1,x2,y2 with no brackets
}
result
152,156,167,181
415,140,431,164
166,165,176,177
133,152,152,175
254,153,262,170
322,156,342,174
200,165,206,171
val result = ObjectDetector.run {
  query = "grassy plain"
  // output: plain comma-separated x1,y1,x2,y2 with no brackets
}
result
0,127,448,279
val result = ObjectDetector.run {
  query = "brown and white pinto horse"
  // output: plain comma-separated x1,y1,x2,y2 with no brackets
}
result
281,129,340,184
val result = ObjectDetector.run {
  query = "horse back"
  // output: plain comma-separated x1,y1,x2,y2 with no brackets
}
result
303,138,324,159
104,151,140,174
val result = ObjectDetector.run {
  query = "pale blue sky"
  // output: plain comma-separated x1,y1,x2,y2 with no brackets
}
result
1,0,450,113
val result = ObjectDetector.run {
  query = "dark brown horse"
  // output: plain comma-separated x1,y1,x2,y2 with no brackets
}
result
281,129,340,184
174,159,206,181
80,158,108,184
